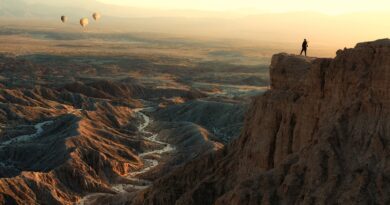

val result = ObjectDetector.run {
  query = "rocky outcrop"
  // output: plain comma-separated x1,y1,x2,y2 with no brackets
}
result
125,39,390,205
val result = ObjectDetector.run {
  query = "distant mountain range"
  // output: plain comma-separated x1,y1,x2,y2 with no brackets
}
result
0,0,95,18
0,0,388,56
0,0,234,19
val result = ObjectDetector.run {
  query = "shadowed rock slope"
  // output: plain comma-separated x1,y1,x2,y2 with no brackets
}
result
0,75,213,205
154,100,246,142
0,83,154,205
125,39,390,205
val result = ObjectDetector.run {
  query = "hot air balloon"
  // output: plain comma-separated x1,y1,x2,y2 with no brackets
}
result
61,16,67,23
80,18,89,28
92,12,101,21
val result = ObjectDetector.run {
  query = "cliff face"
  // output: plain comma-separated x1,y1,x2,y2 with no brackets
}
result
130,39,390,205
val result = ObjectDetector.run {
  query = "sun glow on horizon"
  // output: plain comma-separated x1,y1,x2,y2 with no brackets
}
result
97,0,390,14
2,0,388,56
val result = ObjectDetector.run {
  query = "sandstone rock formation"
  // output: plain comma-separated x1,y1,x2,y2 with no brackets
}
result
0,84,146,205
124,39,390,205
0,76,218,204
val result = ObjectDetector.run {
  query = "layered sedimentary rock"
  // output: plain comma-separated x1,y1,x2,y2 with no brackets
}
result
0,77,216,204
0,84,146,205
127,39,390,205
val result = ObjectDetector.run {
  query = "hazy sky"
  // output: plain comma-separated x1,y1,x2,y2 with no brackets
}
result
2,0,388,56
98,0,390,14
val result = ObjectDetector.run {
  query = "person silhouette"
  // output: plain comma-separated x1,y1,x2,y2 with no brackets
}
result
300,39,308,56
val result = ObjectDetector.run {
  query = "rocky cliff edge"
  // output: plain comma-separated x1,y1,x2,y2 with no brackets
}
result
119,39,390,205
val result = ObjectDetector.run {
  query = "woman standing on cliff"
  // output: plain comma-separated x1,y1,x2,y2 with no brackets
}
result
300,39,308,56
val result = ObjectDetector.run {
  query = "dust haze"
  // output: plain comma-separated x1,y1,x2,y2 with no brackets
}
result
0,0,389,204
2,0,389,57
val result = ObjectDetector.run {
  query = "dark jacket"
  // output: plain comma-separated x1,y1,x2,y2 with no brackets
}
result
302,41,308,49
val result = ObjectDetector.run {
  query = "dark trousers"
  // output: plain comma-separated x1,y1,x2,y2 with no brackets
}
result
300,48,307,56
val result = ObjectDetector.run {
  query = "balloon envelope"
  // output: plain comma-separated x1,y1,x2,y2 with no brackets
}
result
61,16,67,23
80,18,89,28
92,12,101,21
